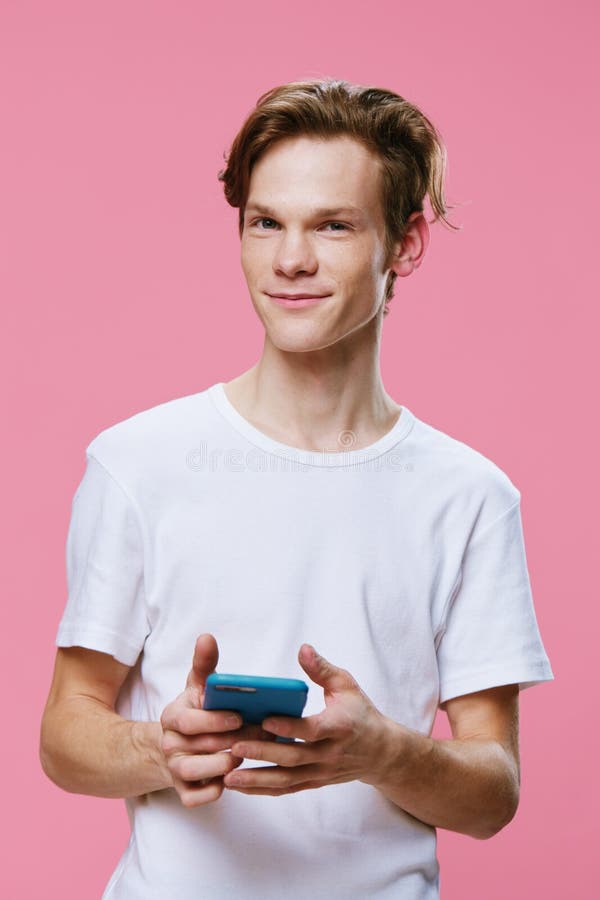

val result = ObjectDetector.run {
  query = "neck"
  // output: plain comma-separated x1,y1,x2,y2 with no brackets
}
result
223,318,402,453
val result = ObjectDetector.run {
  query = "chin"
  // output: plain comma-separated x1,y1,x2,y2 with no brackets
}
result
266,326,347,354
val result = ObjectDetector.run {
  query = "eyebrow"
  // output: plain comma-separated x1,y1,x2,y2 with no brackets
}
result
244,202,364,220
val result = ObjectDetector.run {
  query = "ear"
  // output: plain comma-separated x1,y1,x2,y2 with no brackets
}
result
388,211,430,278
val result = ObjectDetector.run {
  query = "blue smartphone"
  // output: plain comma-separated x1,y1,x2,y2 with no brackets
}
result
203,673,308,725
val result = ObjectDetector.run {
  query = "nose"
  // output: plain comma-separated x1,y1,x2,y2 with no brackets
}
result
272,229,318,278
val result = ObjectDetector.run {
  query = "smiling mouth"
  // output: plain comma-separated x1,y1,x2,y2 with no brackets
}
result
266,293,331,300
266,293,332,308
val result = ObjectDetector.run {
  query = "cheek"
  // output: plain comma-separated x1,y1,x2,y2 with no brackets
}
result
344,251,383,291
334,238,382,278
240,241,252,274
241,241,270,280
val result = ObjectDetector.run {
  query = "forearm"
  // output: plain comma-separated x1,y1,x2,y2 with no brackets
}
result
371,720,520,839
40,696,173,799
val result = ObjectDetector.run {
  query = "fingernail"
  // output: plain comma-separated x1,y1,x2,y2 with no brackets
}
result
226,715,241,727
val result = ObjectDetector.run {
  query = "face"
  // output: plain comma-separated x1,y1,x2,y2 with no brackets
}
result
240,135,401,353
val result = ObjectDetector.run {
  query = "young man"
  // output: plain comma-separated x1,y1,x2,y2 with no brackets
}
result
40,79,553,899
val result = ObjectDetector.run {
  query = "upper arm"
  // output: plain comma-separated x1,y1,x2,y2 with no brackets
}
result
43,646,132,713
440,683,521,781
39,647,137,788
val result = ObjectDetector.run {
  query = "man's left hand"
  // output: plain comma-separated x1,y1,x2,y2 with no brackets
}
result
223,644,400,795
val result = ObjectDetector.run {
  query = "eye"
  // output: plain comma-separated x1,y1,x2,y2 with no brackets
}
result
323,222,348,232
253,217,279,229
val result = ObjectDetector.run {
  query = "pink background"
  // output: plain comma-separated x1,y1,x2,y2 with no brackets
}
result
2,1,597,896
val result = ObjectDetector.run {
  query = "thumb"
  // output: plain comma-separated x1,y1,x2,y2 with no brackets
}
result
298,644,356,693
186,633,219,696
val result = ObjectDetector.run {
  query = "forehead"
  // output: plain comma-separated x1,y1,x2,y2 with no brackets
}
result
246,135,383,220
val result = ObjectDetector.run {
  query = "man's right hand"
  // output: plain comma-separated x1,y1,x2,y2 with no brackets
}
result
159,633,263,808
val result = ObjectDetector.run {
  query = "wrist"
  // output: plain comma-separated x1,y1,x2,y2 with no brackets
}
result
364,715,429,792
131,720,174,791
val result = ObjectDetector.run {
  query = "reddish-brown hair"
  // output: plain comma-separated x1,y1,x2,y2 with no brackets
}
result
218,79,460,315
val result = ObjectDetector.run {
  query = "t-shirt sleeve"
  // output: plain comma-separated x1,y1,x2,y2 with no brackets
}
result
56,452,151,666
436,498,554,704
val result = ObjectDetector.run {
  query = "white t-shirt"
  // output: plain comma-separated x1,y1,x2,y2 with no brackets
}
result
56,382,553,900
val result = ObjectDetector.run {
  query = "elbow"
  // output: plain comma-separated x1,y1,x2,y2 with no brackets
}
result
471,745,521,840
471,786,520,841
39,745,61,788
39,720,60,787
39,712,73,793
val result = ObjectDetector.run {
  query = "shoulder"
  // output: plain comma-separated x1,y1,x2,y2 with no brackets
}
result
84,385,217,485
408,409,521,528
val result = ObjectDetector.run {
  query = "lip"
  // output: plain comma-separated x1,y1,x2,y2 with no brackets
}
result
266,293,332,309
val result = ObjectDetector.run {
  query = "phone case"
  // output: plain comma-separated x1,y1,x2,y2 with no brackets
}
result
203,673,309,724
